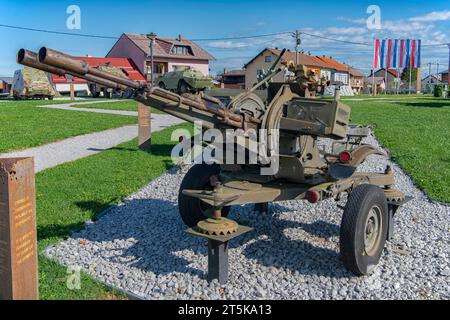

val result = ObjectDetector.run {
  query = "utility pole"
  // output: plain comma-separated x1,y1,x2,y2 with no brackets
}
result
448,44,450,88
147,32,157,86
384,67,388,94
292,30,301,68
428,62,432,93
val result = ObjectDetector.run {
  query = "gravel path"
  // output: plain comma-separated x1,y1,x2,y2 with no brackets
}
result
45,132,449,299
37,100,138,116
0,114,183,172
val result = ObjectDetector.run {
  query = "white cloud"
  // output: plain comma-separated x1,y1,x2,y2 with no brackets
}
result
336,16,366,24
207,41,250,48
409,10,450,22
207,11,449,76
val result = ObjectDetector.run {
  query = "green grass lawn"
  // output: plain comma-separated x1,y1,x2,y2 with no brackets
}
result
70,99,165,114
348,98,450,203
0,100,136,152
36,123,190,299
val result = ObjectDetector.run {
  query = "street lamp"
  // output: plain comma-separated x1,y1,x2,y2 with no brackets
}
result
147,32,157,86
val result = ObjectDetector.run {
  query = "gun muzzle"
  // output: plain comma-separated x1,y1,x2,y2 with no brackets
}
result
38,47,143,89
17,49,129,91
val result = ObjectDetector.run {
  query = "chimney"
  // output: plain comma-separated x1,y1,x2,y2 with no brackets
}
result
178,34,184,41
223,67,227,75
307,51,311,55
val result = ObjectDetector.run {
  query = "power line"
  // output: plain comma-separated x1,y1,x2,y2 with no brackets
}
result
301,31,370,46
0,23,117,39
191,31,291,41
0,23,292,42
1,22,448,48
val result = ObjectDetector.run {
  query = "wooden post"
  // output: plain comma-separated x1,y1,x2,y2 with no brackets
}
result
138,102,152,150
0,157,38,300
416,67,422,93
70,81,75,101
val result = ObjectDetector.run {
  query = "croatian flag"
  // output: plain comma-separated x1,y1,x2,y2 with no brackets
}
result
415,40,421,68
392,39,398,68
405,39,411,68
399,39,405,68
380,39,386,68
387,39,393,68
373,39,381,68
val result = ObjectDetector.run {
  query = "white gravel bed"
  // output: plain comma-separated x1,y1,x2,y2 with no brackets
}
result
45,132,450,299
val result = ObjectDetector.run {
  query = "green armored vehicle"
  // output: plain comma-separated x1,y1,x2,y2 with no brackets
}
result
89,65,131,98
155,66,213,94
12,66,56,100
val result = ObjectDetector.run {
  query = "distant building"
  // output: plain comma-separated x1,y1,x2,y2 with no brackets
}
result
0,77,13,95
422,71,449,93
106,33,215,81
243,48,362,93
218,69,245,89
364,76,385,95
347,67,364,94
51,57,145,95
369,68,402,93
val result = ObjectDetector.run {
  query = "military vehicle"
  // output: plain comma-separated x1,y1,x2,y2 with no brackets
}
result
17,47,409,283
12,66,56,100
88,65,131,98
155,66,214,94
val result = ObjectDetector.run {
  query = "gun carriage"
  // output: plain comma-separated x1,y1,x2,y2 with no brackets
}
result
17,47,409,283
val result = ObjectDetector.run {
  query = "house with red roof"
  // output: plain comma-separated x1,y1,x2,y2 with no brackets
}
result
369,68,403,93
243,48,354,90
51,56,145,95
106,33,214,81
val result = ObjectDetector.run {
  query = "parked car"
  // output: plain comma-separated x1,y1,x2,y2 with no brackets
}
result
155,67,213,94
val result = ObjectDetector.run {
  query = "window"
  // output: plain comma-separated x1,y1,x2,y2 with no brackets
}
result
171,45,192,55
334,73,348,84
265,56,272,63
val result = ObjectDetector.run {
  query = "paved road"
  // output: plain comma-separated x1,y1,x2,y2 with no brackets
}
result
36,100,138,116
0,101,183,172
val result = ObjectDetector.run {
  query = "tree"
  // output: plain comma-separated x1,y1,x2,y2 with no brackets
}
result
401,67,418,82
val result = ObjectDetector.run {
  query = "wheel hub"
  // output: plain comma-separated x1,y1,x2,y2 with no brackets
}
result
364,205,382,256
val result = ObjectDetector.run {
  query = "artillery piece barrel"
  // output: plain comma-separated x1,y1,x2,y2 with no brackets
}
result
144,87,260,129
38,47,143,90
17,49,128,90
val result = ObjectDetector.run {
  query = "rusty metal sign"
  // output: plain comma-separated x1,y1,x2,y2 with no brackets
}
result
0,157,38,300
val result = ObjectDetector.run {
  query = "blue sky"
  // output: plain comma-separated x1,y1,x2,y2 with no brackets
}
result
1,0,449,76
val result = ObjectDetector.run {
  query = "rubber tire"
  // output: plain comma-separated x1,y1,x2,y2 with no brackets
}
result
340,184,388,276
158,82,166,90
177,80,191,94
178,164,230,227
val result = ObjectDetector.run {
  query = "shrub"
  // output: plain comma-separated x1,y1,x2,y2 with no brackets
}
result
434,84,443,97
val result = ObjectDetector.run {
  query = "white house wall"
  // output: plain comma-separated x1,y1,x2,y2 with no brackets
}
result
168,61,209,76
56,83,90,94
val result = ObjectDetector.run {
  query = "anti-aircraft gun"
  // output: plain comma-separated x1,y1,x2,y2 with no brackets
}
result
17,47,409,283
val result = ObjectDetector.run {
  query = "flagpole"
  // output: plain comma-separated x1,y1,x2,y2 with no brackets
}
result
372,69,375,96
409,65,412,94
385,68,388,94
